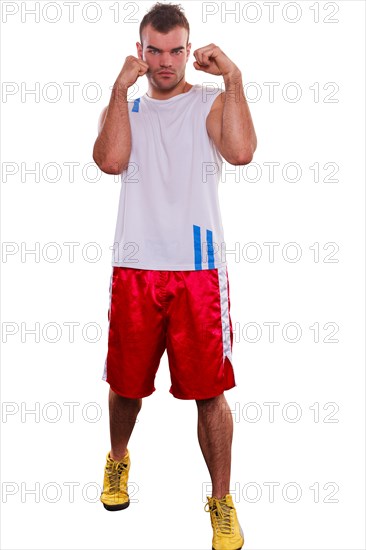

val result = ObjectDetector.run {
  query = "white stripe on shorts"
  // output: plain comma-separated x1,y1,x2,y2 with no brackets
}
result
102,267,114,382
217,265,233,366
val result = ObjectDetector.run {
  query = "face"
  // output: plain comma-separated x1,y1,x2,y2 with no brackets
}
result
137,24,191,91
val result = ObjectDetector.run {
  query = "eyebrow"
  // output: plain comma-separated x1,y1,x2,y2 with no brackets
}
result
146,45,185,52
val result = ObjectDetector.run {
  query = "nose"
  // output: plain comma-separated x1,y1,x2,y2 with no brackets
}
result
159,52,173,68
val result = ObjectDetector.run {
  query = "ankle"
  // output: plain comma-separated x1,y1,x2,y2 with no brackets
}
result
211,492,229,500
110,449,128,462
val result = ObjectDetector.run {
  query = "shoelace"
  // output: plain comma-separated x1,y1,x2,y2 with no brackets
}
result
106,459,128,493
204,496,233,535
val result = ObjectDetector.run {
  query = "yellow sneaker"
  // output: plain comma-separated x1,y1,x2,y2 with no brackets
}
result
100,450,130,511
205,494,245,550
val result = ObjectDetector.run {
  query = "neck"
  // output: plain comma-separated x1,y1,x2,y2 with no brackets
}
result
147,79,191,100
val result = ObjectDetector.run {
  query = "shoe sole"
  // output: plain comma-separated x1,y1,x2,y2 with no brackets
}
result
212,527,244,549
102,500,130,511
212,534,244,550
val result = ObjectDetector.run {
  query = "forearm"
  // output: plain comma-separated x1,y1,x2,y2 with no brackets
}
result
222,70,257,164
93,80,132,174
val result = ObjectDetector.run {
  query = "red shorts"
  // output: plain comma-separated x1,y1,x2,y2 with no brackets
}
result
102,265,236,400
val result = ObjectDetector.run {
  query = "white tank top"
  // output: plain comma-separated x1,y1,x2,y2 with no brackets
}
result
111,83,227,270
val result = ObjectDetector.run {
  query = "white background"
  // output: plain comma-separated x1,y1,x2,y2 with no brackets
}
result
1,0,365,549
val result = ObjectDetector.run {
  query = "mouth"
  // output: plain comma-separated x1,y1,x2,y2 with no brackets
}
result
158,72,174,76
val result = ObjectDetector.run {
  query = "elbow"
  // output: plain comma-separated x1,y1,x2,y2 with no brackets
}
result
92,150,128,175
231,157,252,166
230,152,254,166
92,140,130,175
97,161,124,175
232,144,256,165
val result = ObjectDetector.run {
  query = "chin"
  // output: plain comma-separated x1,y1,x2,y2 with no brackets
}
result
156,80,177,90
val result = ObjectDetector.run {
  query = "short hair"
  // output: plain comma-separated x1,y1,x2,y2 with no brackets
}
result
139,2,190,47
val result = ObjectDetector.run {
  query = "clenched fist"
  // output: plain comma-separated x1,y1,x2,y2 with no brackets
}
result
117,56,149,89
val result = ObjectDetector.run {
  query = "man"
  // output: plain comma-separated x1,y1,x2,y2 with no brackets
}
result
92,3,256,549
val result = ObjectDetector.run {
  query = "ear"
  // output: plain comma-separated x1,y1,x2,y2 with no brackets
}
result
136,41,143,60
186,42,191,59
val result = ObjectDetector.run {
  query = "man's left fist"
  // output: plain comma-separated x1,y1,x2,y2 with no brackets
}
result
193,44,239,77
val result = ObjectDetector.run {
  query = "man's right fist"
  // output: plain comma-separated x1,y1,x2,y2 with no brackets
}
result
117,56,149,89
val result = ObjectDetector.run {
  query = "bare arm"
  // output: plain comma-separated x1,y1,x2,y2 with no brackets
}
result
192,44,257,165
92,82,131,175
92,56,149,175
222,70,257,164
206,72,257,166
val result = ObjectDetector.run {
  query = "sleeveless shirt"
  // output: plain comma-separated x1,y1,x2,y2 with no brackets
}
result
110,82,227,270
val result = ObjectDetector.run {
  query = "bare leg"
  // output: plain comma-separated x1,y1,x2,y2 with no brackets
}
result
109,388,142,461
196,393,233,499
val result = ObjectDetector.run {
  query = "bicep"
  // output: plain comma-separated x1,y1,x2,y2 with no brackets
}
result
206,93,225,158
